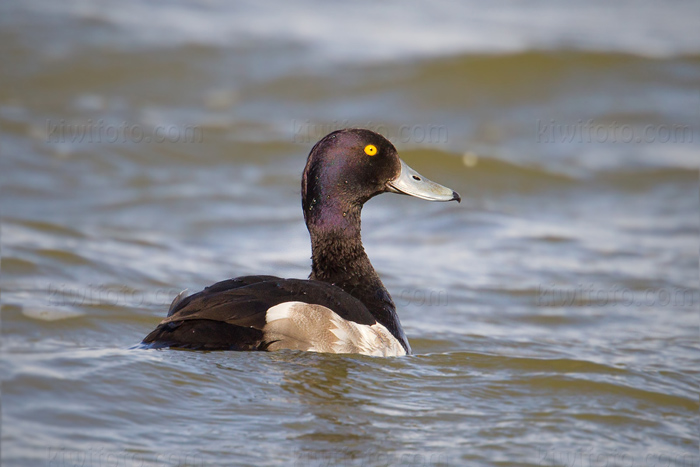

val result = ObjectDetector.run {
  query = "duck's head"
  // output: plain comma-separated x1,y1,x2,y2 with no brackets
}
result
302,129,460,228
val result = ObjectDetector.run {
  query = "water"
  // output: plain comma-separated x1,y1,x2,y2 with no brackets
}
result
1,1,699,466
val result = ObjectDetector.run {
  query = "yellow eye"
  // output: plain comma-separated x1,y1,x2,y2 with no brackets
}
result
364,144,378,156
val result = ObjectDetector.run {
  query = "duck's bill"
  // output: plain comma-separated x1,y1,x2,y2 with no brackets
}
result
386,159,461,202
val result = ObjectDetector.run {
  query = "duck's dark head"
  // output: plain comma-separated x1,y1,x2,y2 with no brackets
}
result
302,129,460,231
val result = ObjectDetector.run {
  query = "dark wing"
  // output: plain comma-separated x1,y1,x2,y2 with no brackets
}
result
141,275,375,351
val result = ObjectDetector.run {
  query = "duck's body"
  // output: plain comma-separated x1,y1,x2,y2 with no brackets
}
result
144,275,408,356
142,129,459,355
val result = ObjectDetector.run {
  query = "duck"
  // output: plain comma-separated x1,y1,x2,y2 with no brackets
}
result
142,128,460,356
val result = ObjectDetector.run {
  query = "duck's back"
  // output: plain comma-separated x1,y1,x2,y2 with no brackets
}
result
142,275,406,355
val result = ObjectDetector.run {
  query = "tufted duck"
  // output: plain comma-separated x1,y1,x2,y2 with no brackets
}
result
142,129,460,356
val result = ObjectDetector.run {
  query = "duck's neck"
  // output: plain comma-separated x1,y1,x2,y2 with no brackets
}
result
306,204,409,351
308,207,379,292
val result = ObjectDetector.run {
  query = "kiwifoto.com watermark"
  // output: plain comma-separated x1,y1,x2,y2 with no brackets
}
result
47,446,204,467
43,284,449,309
294,449,451,467
537,283,697,308
537,447,698,467
45,119,204,144
396,288,449,307
47,283,181,308
536,119,694,144
292,119,449,144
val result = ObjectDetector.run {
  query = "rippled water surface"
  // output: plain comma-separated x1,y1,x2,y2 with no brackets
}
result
2,1,699,466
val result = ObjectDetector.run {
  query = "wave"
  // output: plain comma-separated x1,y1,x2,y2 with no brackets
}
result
7,0,700,60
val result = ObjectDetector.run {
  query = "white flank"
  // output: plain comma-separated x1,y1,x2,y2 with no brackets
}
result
264,301,406,357
328,315,406,357
265,301,296,323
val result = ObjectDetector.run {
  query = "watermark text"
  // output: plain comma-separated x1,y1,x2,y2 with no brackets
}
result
46,283,181,308
292,119,448,145
47,446,204,466
537,283,697,308
46,119,203,144
538,447,698,466
536,119,694,144
294,449,451,467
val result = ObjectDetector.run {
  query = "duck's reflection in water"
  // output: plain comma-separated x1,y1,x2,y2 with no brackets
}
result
272,351,411,466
